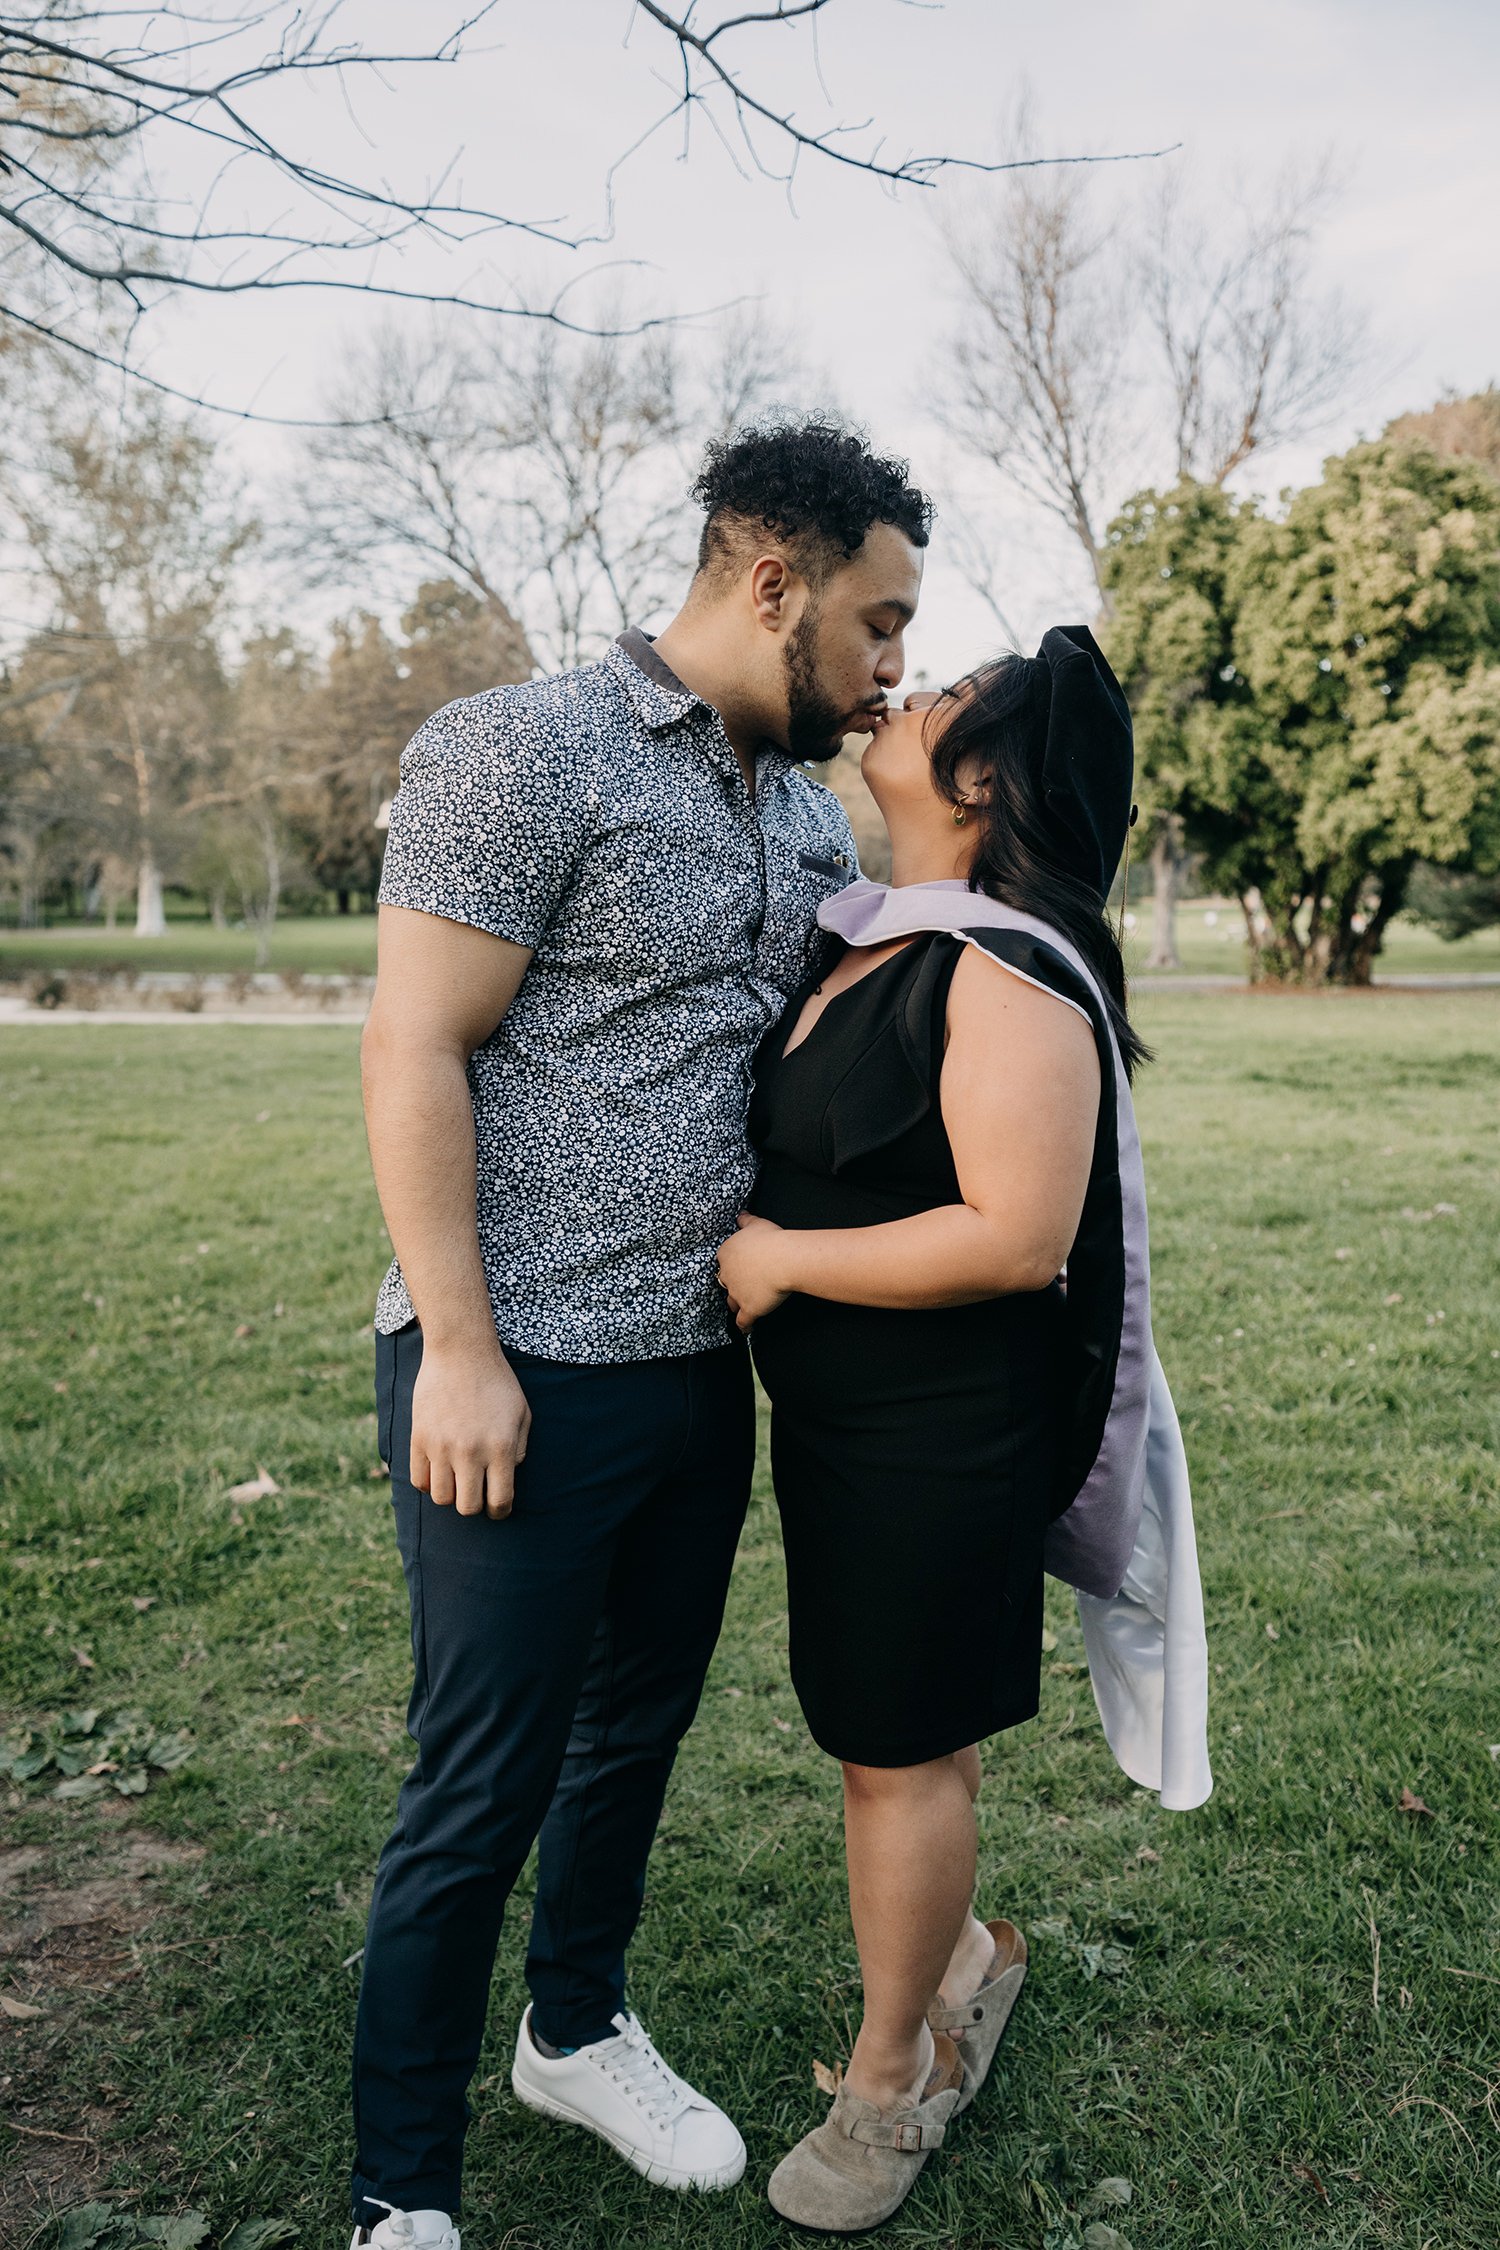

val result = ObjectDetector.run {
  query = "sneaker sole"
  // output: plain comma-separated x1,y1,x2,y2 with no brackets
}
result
509,2070,746,2192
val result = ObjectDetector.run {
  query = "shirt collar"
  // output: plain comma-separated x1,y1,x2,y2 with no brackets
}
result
607,629,703,732
608,625,798,789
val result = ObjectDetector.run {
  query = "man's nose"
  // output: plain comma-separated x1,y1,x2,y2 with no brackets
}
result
874,641,905,689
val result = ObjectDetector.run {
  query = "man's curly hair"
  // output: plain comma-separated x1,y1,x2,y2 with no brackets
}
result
690,417,932,586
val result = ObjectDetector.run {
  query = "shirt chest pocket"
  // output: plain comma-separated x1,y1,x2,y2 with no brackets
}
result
798,847,855,880
759,834,856,988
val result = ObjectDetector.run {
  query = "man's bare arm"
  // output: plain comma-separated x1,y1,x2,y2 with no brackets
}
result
361,904,534,1520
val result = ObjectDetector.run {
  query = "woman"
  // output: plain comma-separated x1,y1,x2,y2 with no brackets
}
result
717,627,1207,2234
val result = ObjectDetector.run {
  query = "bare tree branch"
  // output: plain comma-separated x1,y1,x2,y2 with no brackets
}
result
627,3,1178,191
2,3,1177,419
1138,156,1374,485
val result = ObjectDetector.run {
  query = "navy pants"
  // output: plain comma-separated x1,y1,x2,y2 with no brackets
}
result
350,1322,754,2224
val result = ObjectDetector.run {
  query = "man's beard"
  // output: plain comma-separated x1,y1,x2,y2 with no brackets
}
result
782,604,849,764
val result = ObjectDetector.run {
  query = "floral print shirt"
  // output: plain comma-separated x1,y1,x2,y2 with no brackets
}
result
374,629,858,1361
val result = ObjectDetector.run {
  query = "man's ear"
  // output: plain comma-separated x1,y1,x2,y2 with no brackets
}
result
749,552,796,632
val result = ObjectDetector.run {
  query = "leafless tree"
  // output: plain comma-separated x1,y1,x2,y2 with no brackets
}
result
938,157,1135,598
291,307,809,671
1140,158,1372,486
0,3,1169,418
937,137,1371,966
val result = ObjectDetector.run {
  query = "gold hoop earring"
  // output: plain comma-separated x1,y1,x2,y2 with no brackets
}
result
952,804,968,827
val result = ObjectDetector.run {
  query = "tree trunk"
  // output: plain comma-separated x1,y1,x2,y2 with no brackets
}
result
208,887,228,931
135,852,167,938
1144,817,1185,969
1331,868,1409,986
251,815,282,971
336,887,351,915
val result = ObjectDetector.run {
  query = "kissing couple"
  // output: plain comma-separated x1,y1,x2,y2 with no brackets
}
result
351,417,1211,2244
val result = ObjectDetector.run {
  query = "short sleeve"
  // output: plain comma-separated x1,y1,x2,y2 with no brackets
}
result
377,690,586,947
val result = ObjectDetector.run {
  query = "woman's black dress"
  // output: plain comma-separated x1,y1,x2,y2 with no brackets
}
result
747,931,1068,1768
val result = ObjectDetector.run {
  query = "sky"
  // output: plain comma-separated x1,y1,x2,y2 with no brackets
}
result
43,0,1500,684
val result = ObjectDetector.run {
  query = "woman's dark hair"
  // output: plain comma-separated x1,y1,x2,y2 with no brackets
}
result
928,655,1151,1079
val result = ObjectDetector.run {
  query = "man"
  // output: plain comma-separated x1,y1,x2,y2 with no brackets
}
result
351,418,930,2248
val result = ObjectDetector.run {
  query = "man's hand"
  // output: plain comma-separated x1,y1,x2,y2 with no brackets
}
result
410,1340,532,1520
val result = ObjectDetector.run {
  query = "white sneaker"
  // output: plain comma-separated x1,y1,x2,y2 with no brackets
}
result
349,2201,459,2250
510,2003,746,2191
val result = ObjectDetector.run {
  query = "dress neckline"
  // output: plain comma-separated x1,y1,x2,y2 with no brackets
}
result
779,936,923,1062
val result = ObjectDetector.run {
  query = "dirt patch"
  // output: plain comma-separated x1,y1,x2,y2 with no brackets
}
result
1,1819,204,2243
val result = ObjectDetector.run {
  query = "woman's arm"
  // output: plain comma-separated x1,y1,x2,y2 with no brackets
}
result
717,948,1101,1325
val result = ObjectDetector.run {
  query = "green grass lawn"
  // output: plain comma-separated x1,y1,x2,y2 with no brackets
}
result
0,914,379,981
1122,904,1500,980
2,996,1498,2249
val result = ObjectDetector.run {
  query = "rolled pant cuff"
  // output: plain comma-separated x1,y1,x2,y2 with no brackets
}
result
352,2172,460,2231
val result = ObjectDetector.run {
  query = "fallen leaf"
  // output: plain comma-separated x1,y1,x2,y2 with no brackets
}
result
1288,2161,1328,2202
234,1323,253,1340
226,1469,280,1502
1265,1623,1280,1641
138,2217,211,2249
282,1713,308,1728
1398,1786,1434,1817
723,1686,744,1698
1086,2177,1133,2210
368,1462,390,1480
1383,1291,1404,1306
771,1718,791,1732
255,1109,272,1123
1,1993,45,2018
1134,1845,1160,1864
812,2058,843,2096
73,1646,95,1669
53,1379,69,1394
1333,1247,1352,1260
1040,1626,1059,1653
1489,1745,1500,1762
57,2204,122,2250
130,1596,156,1613
221,2222,299,2250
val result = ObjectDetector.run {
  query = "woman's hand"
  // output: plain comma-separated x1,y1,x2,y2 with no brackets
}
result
716,1212,793,1333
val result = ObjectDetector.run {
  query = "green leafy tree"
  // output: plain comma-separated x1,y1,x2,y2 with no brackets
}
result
1229,437,1500,980
1100,480,1256,958
1103,439,1500,984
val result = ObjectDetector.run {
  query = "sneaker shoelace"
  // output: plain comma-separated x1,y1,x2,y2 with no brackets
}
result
591,2014,695,2129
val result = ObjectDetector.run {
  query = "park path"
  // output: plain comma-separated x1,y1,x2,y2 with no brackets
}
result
3,974,1499,1028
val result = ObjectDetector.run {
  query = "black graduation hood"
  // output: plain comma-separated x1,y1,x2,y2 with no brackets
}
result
1032,625,1136,897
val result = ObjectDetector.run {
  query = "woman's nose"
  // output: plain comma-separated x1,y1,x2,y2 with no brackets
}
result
903,690,942,711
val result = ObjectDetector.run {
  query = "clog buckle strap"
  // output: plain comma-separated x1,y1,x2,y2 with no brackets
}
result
848,2113,945,2153
927,1997,986,2033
